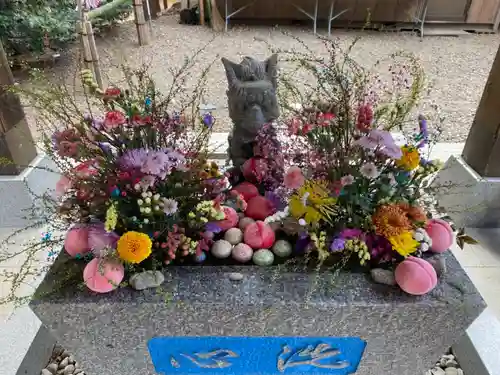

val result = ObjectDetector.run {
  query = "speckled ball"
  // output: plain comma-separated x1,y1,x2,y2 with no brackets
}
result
239,217,255,231
194,252,207,263
224,228,243,245
253,249,275,266
272,240,292,258
232,243,253,263
211,239,232,259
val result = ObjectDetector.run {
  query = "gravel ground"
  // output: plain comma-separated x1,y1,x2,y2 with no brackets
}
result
32,17,500,142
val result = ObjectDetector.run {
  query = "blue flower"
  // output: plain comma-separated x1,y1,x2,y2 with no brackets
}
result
41,232,52,242
145,97,152,106
111,188,121,198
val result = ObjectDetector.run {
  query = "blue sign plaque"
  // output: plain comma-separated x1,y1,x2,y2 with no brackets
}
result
148,336,366,374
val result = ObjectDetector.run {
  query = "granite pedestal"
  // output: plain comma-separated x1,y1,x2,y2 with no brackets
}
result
30,251,485,375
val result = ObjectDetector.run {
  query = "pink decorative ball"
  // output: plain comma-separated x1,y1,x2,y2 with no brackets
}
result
217,206,239,231
232,182,259,201
64,226,91,257
232,243,253,263
83,258,124,293
426,219,454,253
242,157,268,184
244,221,276,249
245,196,276,221
395,257,438,296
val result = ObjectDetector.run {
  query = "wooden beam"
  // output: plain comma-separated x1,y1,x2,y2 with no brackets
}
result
462,42,500,177
199,0,205,25
88,0,130,19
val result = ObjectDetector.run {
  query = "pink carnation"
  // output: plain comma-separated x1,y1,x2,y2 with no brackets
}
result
284,166,305,189
104,111,126,129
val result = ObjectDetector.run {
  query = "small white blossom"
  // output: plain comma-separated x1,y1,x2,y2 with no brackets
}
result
137,199,144,206
141,192,148,198
360,162,380,179
163,198,179,216
144,207,151,214
145,197,151,204
143,218,149,224
298,218,307,226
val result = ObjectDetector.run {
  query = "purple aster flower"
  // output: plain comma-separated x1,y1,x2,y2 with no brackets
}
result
365,234,393,263
118,148,149,170
330,238,346,252
141,151,171,176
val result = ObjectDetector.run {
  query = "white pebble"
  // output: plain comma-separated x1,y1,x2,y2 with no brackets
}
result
272,240,292,257
42,370,53,375
46,363,58,374
431,368,445,375
224,228,243,245
59,358,69,369
228,272,244,281
445,368,458,375
63,365,75,375
211,240,232,259
253,249,274,266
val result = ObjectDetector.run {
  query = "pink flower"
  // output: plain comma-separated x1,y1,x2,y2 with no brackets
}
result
74,159,99,178
242,157,269,183
341,174,355,186
104,87,121,97
58,141,79,157
284,166,305,189
55,175,72,197
355,129,395,150
104,111,126,129
356,104,373,132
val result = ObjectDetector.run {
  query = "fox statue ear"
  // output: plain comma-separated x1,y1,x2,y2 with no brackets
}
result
222,58,244,88
265,54,278,89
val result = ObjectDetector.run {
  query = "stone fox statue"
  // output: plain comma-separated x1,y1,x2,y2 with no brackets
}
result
221,54,280,177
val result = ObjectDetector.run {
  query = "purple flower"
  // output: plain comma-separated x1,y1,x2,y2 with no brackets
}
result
265,191,287,211
88,222,119,255
340,228,364,239
142,151,170,176
365,234,393,263
355,129,402,159
205,222,222,233
330,238,346,252
418,114,428,149
118,148,149,170
203,113,214,128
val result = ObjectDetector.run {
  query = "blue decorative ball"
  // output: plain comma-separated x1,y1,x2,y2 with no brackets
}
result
195,252,207,263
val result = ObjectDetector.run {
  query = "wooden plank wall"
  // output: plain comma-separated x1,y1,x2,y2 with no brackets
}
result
214,0,418,22
467,0,500,24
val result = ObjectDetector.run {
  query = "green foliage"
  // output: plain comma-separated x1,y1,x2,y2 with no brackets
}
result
0,0,132,57
0,0,77,56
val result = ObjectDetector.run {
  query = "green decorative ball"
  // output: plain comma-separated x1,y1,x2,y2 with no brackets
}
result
252,249,274,266
272,240,292,258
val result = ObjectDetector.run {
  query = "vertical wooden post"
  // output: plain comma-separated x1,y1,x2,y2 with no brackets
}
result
134,0,151,46
462,43,500,177
80,11,94,71
199,0,205,25
84,19,104,90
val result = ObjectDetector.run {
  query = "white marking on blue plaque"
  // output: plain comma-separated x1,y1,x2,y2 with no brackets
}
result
148,336,366,374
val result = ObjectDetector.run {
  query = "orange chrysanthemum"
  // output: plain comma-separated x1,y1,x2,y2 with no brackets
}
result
117,231,152,264
372,204,412,238
398,203,427,224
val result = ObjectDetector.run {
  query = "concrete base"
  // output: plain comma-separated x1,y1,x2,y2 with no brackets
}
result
0,153,60,228
453,308,500,375
431,155,500,228
0,306,56,375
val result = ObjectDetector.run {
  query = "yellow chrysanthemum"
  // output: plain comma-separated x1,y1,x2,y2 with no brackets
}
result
396,146,420,171
117,231,152,264
389,231,419,257
289,180,337,225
